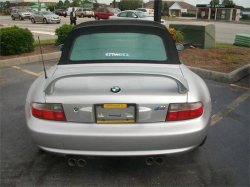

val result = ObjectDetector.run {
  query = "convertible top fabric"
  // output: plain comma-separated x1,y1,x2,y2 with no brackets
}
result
58,20,181,65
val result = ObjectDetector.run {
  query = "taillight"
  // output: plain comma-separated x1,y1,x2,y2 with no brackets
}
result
32,103,66,121
166,102,203,121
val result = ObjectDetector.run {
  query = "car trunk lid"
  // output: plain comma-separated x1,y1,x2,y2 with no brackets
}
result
45,64,188,123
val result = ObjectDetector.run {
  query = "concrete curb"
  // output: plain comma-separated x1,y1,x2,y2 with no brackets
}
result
0,52,61,68
0,23,8,27
189,64,250,84
0,52,249,83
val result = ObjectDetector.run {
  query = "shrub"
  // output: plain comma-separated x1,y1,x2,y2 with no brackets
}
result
55,24,75,45
241,15,250,20
181,13,196,17
0,26,34,55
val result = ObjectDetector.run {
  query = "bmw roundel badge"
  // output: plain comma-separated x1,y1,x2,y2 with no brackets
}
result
110,86,121,94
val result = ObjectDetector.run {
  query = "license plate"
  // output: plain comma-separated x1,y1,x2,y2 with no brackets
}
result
103,104,127,108
94,103,136,124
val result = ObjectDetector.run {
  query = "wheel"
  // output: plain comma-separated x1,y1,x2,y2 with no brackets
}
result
11,15,15,20
64,15,66,17
19,15,23,20
81,14,84,18
43,18,48,24
57,22,60,24
88,16,91,18
95,16,99,20
31,18,36,24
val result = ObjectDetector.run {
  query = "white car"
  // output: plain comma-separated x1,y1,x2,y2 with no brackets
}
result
136,8,154,16
66,7,80,17
109,10,166,25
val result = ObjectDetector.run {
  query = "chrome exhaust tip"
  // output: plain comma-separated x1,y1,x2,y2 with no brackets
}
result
68,158,77,166
77,159,86,167
155,157,164,165
146,157,154,165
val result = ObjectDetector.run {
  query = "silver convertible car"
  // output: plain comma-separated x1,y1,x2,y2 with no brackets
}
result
26,20,211,165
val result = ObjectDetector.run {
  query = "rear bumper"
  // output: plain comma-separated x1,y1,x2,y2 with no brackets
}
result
21,15,30,19
26,102,211,156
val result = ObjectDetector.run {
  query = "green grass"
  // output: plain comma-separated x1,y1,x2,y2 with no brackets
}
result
215,43,243,49
34,39,56,46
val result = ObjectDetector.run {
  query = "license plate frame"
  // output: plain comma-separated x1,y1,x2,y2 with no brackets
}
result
94,103,137,124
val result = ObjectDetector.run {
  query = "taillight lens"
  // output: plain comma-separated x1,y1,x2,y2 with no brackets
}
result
32,103,67,121
166,102,203,121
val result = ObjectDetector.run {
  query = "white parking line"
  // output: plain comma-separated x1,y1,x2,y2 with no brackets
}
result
28,28,56,31
210,92,250,126
8,23,57,28
31,31,55,35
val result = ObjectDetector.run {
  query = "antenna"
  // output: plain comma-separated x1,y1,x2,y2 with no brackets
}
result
38,36,48,79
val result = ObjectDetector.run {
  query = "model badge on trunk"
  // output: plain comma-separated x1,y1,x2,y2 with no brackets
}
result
110,86,121,94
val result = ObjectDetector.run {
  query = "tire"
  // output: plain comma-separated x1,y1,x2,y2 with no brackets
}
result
64,15,66,17
43,18,48,24
19,15,23,20
81,14,84,18
95,16,99,20
88,16,91,18
31,18,36,24
57,22,60,24
11,15,15,20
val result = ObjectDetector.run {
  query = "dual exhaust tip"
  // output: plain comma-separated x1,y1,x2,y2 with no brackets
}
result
68,157,164,167
146,157,164,166
68,158,86,167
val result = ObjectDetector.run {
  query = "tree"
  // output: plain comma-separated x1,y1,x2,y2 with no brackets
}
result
120,0,142,11
57,0,64,7
210,0,220,5
70,0,81,7
222,0,235,5
64,0,70,6
162,2,169,16
4,1,10,9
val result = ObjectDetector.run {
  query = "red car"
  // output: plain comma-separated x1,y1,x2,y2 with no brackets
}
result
94,8,121,20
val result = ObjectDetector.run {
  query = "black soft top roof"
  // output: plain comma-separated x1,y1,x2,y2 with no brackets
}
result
59,20,181,65
74,20,167,30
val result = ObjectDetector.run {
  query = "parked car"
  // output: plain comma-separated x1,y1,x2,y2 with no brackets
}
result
26,9,37,16
54,9,67,17
11,9,31,20
30,11,61,24
110,10,166,24
136,8,154,16
94,7,121,20
66,7,80,17
25,20,212,166
75,8,93,18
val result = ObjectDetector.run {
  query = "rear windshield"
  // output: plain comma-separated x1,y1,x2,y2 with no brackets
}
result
70,33,167,61
18,9,27,12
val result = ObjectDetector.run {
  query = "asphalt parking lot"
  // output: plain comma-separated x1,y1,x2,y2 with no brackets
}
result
0,61,249,186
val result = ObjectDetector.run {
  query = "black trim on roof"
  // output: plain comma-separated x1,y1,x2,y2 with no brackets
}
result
59,20,181,65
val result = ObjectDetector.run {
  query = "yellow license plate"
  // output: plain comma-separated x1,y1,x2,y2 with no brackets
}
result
103,104,127,108
97,120,135,124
